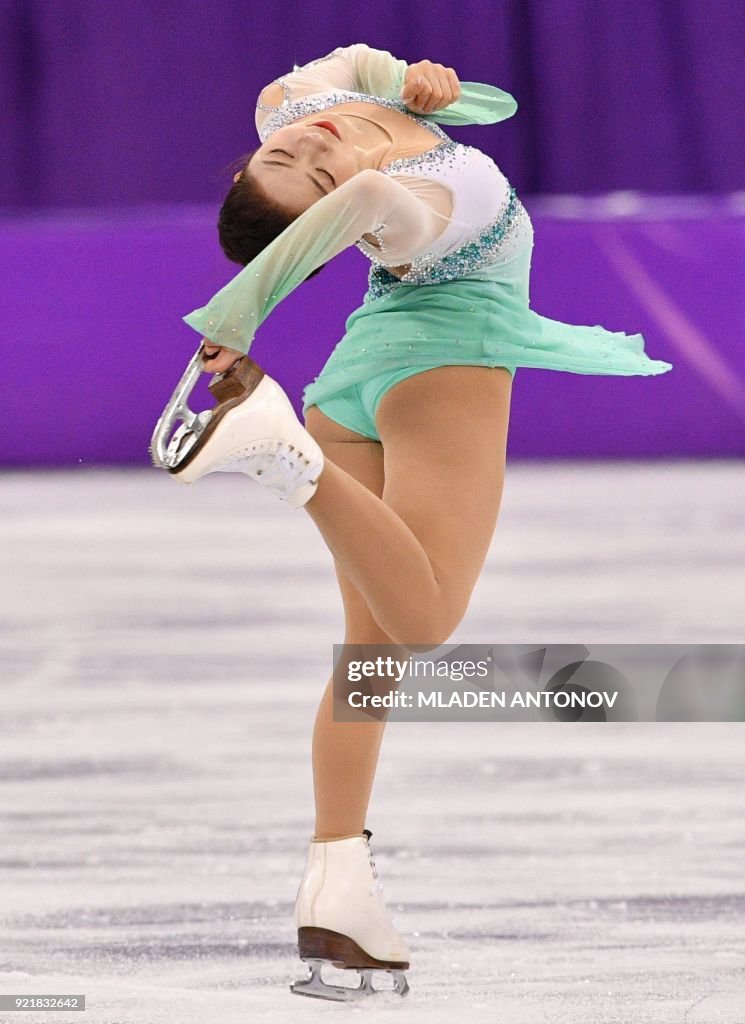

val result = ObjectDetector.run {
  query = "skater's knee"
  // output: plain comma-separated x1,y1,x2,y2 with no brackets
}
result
384,600,466,651
400,640,446,654
344,577,469,653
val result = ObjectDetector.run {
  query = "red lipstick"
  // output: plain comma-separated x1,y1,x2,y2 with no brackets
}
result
311,120,340,140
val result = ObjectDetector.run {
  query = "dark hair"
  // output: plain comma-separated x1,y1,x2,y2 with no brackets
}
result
217,148,325,281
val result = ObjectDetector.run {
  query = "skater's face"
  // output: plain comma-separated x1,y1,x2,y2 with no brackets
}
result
241,119,360,215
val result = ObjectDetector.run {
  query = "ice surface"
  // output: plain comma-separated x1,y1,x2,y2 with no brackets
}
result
1,464,743,1023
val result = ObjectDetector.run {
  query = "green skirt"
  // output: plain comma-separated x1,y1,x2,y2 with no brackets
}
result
301,231,672,414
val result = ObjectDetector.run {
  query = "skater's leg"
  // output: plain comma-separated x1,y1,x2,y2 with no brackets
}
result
303,421,399,840
292,421,410,993
312,588,407,839
304,364,513,646
312,674,384,840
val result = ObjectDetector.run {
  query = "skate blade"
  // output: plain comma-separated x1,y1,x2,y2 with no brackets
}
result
148,346,263,474
290,958,409,1001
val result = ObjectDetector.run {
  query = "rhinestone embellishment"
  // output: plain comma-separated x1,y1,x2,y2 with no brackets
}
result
258,89,451,143
365,187,525,300
256,50,346,112
382,139,461,175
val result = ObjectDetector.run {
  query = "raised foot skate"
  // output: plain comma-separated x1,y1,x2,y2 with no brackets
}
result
148,344,324,507
291,926,409,1001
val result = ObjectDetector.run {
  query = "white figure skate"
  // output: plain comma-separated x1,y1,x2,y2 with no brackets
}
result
290,830,410,1001
149,345,323,507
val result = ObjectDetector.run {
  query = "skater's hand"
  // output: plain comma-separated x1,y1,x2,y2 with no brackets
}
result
200,341,244,375
400,61,461,115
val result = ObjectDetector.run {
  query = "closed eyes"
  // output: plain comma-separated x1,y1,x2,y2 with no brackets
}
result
272,148,336,190
265,148,336,194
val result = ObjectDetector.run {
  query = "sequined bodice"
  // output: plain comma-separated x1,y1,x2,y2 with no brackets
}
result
257,86,453,146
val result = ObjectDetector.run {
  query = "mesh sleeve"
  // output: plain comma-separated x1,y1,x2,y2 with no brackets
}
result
255,43,407,133
183,169,448,353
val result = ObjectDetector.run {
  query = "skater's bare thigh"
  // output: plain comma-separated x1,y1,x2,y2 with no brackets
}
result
305,364,512,634
304,406,390,641
376,365,512,621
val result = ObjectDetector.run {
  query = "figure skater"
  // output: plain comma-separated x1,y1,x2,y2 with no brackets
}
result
150,43,672,1001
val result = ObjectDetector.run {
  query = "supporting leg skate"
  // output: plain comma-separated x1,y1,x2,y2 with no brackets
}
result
291,832,411,1000
290,956,409,1001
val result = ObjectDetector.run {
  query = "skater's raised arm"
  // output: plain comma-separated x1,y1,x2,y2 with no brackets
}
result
255,43,515,129
255,44,407,132
183,169,449,357
255,43,468,126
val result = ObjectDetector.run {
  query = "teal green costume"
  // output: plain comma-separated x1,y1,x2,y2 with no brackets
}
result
183,45,672,441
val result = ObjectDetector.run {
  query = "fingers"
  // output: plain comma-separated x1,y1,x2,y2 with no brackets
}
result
415,76,440,114
200,341,244,375
399,75,420,107
400,61,461,114
444,66,461,105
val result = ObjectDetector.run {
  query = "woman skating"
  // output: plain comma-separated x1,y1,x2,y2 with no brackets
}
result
150,42,672,1000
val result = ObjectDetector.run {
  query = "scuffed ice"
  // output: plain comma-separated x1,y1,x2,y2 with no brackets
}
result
0,464,744,1023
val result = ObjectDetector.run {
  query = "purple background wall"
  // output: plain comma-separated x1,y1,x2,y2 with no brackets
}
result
2,0,744,207
3,196,744,466
2,0,744,465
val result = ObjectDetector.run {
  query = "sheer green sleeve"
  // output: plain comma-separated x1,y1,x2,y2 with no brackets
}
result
341,43,408,100
182,169,448,354
255,42,516,136
255,44,408,134
275,43,517,122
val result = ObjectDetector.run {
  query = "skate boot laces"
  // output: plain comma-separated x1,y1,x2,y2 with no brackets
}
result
214,439,321,501
367,850,384,897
